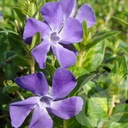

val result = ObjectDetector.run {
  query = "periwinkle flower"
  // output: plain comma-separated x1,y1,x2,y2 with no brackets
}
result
0,14,4,21
10,68,83,128
23,2,83,69
58,0,96,27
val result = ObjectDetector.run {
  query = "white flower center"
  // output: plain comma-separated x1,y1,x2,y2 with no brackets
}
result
39,96,52,108
50,32,60,43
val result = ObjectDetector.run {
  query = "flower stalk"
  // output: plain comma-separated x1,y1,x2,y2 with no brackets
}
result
102,95,116,128
63,120,67,128
29,57,35,74
16,91,25,101
77,50,85,67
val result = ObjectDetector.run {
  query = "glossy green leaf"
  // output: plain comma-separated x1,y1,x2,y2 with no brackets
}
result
69,73,95,96
0,30,19,35
105,120,128,128
12,54,30,67
80,20,88,47
8,33,28,52
12,7,27,21
109,55,128,86
0,88,11,106
2,63,18,79
3,83,19,93
88,96,108,119
110,104,128,123
69,65,88,77
75,96,93,127
112,16,128,26
45,62,56,78
86,31,119,50
83,81,103,97
30,32,41,50
82,40,106,72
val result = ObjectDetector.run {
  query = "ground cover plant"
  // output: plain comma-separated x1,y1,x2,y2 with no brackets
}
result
0,0,128,128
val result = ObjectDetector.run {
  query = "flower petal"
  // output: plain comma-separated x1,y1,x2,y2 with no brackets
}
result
76,4,96,27
10,97,39,128
50,68,76,100
29,106,53,128
59,0,76,20
51,44,76,68
59,18,83,44
14,72,49,96
48,96,83,119
23,18,50,44
40,2,63,32
61,44,78,56
32,40,51,69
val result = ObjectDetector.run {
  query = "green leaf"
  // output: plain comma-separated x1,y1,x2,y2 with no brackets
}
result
111,55,127,74
109,55,128,85
67,117,83,128
45,62,56,79
105,120,128,128
0,88,11,106
8,33,28,53
86,31,120,50
12,54,30,67
2,63,18,79
112,16,128,26
12,7,27,21
80,20,88,47
75,96,93,127
82,40,106,72
110,104,128,123
83,81,103,97
28,2,38,17
30,32,41,50
69,73,95,96
88,96,108,119
69,65,89,77
101,55,128,97
120,40,128,55
3,83,19,93
0,30,19,35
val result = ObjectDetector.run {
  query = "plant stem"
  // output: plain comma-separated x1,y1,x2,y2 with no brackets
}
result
102,95,116,128
30,57,35,74
0,115,8,119
108,95,116,116
78,51,84,67
16,91,25,100
63,120,67,128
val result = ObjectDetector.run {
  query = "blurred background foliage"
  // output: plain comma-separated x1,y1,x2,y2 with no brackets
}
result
0,0,128,128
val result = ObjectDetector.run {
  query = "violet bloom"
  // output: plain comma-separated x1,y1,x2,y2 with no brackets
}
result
58,0,96,27
0,14,4,21
10,68,83,128
23,2,83,69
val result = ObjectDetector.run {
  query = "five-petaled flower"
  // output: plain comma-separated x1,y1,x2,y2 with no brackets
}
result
23,0,96,69
58,0,96,27
10,68,83,128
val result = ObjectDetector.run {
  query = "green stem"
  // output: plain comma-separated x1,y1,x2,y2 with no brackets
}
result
16,91,25,100
52,56,56,66
63,120,67,128
0,115,8,119
77,51,84,67
30,57,35,74
102,95,116,128
108,95,116,116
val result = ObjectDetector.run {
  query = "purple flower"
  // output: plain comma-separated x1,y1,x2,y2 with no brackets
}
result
23,2,83,69
0,14,4,21
59,0,96,27
10,68,83,128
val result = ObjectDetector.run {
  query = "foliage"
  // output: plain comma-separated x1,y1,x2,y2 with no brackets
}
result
0,0,128,128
